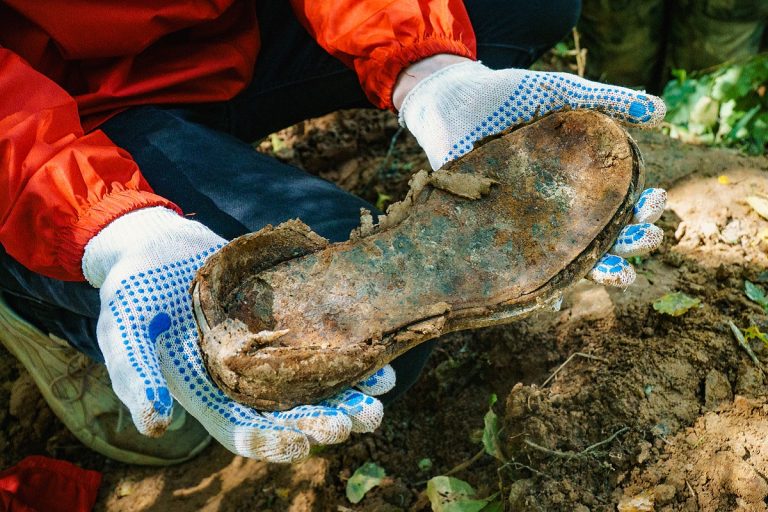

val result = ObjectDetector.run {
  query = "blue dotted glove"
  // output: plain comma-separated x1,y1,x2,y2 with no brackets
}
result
83,207,395,462
399,61,668,287
587,188,666,286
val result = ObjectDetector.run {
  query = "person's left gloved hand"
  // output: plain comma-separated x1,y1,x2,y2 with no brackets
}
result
399,61,668,288
83,207,395,463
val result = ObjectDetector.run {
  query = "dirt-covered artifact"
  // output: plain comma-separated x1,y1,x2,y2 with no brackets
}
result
191,110,643,410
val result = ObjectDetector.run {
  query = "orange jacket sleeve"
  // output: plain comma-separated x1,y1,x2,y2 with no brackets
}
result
290,0,477,110
0,48,181,281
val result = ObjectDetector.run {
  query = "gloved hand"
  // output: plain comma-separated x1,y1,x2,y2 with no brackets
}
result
398,60,668,287
82,207,396,462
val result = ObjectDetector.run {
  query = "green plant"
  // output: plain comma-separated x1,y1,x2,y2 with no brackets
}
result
743,325,768,347
652,291,701,316
426,476,499,512
745,280,768,312
345,462,386,504
663,54,768,154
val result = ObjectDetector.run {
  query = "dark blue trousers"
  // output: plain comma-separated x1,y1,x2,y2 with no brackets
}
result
0,0,580,403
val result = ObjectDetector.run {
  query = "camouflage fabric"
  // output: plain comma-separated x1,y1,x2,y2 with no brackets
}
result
668,0,768,73
578,0,666,88
578,0,768,90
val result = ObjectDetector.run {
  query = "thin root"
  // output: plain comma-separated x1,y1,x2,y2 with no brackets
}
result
541,352,610,388
413,446,485,486
523,426,630,461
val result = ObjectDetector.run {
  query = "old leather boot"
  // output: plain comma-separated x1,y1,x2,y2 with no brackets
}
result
0,293,211,465
193,111,648,410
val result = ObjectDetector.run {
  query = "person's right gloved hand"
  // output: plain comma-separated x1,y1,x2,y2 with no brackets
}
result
82,207,396,463
397,60,669,288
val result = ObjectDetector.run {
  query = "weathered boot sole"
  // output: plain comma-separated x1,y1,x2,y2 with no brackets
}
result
192,111,643,410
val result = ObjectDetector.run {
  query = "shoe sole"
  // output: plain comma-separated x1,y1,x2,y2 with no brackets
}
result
193,111,642,410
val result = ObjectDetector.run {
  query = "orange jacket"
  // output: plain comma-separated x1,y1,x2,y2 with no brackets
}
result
0,1,476,281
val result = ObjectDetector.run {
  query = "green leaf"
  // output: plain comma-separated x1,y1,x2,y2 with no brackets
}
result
426,476,495,512
689,96,720,130
482,394,503,460
480,500,504,512
743,325,768,346
553,42,571,57
419,458,434,472
269,133,286,152
663,75,712,127
725,104,761,142
652,292,701,316
661,54,768,153
745,280,768,310
670,68,687,82
376,192,393,211
711,57,768,101
346,462,386,504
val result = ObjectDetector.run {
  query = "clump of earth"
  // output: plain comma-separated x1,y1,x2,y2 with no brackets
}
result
1,109,767,511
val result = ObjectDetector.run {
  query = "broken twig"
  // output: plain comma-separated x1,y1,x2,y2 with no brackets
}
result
728,320,766,374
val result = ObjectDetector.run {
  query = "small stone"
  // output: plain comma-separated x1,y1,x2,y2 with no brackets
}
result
508,478,534,507
617,492,654,512
699,221,719,239
735,365,765,396
636,441,652,464
116,481,134,498
665,471,686,492
704,370,733,410
719,219,745,244
654,484,677,505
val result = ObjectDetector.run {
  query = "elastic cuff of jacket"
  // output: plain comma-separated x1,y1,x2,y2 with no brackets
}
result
366,36,476,111
58,190,183,281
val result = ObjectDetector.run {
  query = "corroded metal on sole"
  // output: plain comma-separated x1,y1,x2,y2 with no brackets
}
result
192,111,643,410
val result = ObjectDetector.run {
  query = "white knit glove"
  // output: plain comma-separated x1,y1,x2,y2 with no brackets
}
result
83,207,396,462
399,61,668,287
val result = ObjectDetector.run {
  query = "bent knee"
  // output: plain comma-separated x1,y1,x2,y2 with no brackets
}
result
537,0,582,48
469,0,582,61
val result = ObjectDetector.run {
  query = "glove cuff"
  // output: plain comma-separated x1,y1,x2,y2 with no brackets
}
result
398,60,488,129
398,60,498,169
82,207,219,288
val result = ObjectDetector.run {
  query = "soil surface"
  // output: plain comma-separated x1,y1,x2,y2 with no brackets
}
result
1,109,767,512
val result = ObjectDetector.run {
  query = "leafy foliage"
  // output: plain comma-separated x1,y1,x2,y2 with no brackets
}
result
419,458,434,471
662,54,768,154
745,280,768,312
426,476,498,512
346,462,385,504
652,292,701,316
743,325,768,347
481,394,504,461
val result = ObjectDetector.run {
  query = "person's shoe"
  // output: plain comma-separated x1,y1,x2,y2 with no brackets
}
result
0,293,212,465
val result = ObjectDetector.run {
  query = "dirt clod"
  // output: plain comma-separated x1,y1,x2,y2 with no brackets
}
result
703,369,733,410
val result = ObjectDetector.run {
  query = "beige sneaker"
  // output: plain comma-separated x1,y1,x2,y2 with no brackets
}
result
0,293,212,465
